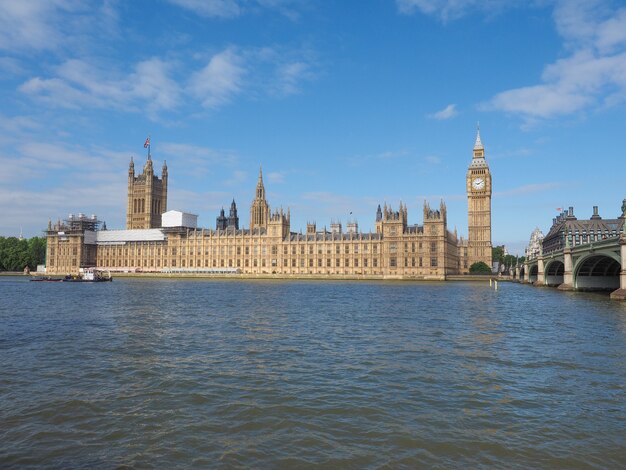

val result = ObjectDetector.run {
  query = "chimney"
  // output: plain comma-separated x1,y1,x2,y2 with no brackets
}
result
591,206,601,220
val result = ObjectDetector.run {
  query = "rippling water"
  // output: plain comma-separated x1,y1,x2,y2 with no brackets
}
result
1,277,625,468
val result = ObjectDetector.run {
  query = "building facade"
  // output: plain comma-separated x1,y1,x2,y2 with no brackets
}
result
540,205,625,255
526,227,544,259
126,155,168,229
45,130,492,277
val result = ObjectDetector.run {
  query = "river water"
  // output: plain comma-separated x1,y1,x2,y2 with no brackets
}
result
1,277,625,468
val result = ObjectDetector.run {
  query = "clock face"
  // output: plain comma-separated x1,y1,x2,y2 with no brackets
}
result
472,177,485,190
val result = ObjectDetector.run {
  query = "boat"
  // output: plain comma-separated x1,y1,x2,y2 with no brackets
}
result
30,276,63,282
62,268,112,282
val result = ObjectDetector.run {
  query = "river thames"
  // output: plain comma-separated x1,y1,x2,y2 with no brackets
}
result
1,277,625,468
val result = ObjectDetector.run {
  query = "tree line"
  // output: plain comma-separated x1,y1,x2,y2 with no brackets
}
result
0,237,47,271
492,245,526,273
468,246,527,274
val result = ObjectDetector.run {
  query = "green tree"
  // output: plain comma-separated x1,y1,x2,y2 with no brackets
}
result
0,236,47,271
28,237,47,268
469,261,492,274
492,245,505,265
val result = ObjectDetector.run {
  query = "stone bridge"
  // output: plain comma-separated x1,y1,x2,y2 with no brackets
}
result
515,229,626,300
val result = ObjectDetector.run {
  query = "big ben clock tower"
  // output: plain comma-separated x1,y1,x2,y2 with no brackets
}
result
467,126,492,269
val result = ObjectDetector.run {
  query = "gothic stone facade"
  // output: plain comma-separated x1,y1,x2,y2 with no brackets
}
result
89,200,459,278
126,155,168,229
45,131,492,277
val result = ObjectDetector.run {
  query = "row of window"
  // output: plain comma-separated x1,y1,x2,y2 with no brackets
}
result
47,258,77,267
99,256,439,269
132,198,163,215
98,240,443,257
49,246,78,256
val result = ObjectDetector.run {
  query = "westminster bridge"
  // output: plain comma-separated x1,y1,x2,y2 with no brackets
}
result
516,220,626,300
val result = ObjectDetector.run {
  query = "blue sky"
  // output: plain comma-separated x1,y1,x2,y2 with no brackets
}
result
1,0,625,254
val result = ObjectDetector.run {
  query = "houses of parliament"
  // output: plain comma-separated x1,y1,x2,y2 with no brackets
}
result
44,129,493,278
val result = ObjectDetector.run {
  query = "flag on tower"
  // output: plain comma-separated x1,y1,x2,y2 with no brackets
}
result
144,136,150,148
556,207,563,212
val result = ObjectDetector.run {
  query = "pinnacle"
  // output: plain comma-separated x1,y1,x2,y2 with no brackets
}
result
474,124,483,150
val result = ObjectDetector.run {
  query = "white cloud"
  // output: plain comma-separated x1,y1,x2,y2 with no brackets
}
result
396,0,515,22
0,139,151,235
167,0,241,18
415,193,465,202
17,37,316,115
189,48,246,108
0,56,24,76
19,58,182,115
0,0,66,51
429,103,458,120
485,0,626,120
0,1,119,53
168,189,231,217
159,142,237,164
248,46,318,97
130,59,182,112
494,182,562,198
167,0,306,20
224,170,248,186
275,61,311,95
399,0,626,121
0,183,127,236
0,113,40,135
267,171,287,183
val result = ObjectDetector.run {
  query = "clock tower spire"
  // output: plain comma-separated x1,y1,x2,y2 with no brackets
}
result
466,125,492,270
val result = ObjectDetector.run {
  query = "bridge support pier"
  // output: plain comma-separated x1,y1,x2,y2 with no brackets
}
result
558,248,575,291
522,262,529,284
533,256,545,287
610,235,626,300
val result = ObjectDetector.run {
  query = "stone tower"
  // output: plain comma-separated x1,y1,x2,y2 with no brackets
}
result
466,126,492,268
250,166,270,231
126,154,168,229
228,199,239,229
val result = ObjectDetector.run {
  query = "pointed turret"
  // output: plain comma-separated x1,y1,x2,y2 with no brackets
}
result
376,204,382,222
250,164,270,230
216,206,228,230
144,154,153,174
256,165,265,199
474,123,483,151
228,199,239,229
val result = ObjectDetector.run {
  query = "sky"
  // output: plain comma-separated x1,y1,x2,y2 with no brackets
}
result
0,0,625,254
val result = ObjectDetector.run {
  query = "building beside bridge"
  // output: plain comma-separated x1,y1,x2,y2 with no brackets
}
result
520,203,626,300
44,129,494,279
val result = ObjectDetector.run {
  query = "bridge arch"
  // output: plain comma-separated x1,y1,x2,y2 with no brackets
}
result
545,259,564,286
519,265,525,281
574,253,621,291
528,264,538,283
